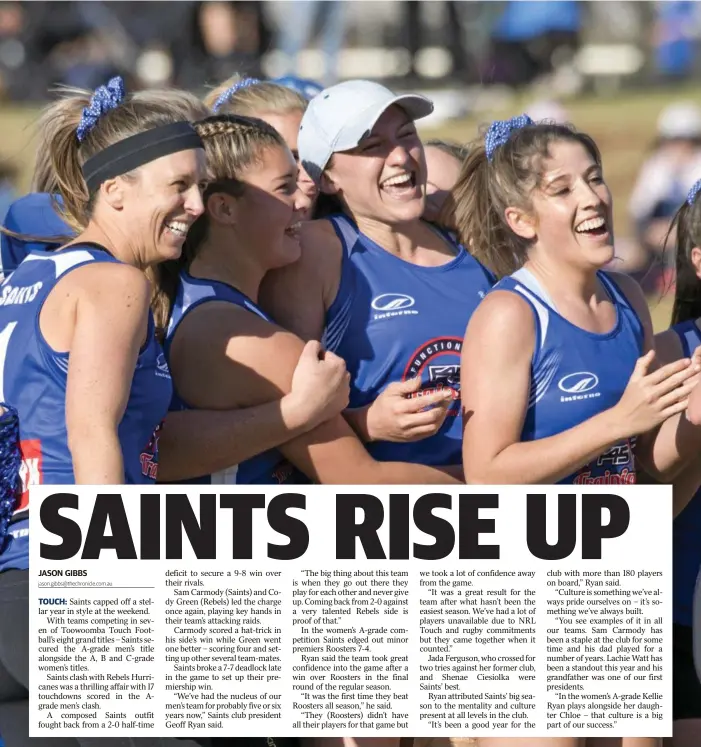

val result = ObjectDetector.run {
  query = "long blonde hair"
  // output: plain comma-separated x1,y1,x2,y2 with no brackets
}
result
204,75,307,119
33,86,210,230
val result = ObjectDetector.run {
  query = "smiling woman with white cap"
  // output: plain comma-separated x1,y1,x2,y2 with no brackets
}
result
259,79,495,465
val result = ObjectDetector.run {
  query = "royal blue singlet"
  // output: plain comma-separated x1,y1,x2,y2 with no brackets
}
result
165,271,309,485
671,319,701,627
495,268,643,485
322,214,495,466
0,246,172,572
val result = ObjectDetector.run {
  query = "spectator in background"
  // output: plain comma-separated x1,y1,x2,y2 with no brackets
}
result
276,1,346,87
402,2,472,83
629,101,701,293
653,0,701,81
487,0,581,87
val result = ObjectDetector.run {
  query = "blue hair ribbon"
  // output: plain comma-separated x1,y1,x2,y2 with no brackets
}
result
688,178,701,206
485,114,534,162
212,77,261,113
76,76,126,143
0,404,21,550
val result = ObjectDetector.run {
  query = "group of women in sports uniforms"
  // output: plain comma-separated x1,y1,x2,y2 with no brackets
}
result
0,71,699,747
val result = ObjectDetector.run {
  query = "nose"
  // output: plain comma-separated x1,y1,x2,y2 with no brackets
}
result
185,184,205,218
385,140,412,168
298,163,315,187
293,184,313,216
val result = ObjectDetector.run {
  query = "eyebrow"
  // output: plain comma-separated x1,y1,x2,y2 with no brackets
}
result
275,170,298,182
543,164,601,188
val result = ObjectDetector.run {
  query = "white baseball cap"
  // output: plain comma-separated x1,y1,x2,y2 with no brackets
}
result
298,79,434,185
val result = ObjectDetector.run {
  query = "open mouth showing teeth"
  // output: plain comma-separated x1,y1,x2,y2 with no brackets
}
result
285,222,301,237
381,172,416,190
165,221,190,238
575,216,608,236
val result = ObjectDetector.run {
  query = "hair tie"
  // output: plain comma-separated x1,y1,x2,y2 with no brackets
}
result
77,76,126,143
212,77,261,113
0,405,21,549
485,114,534,162
688,178,701,206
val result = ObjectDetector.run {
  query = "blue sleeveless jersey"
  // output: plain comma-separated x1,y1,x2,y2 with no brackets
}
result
322,214,495,466
671,319,701,627
165,271,309,485
494,268,644,485
0,246,172,572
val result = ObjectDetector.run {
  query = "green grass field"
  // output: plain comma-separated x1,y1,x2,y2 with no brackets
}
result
3,83,699,331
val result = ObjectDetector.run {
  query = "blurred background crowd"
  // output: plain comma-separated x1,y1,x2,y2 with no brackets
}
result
2,0,701,320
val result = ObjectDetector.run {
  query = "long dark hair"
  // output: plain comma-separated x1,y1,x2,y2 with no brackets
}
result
670,194,701,325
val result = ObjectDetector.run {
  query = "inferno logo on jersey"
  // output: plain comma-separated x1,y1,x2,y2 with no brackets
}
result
16,439,43,513
371,293,419,321
403,337,462,408
140,424,162,481
155,353,171,380
573,439,636,484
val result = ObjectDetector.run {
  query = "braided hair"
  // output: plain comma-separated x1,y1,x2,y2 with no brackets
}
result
151,115,286,333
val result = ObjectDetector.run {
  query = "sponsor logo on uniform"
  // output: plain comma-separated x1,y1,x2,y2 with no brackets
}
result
272,461,296,484
140,424,162,481
428,364,460,388
17,439,43,513
155,353,171,380
573,439,636,484
403,337,462,412
558,371,600,402
0,281,43,306
371,293,419,320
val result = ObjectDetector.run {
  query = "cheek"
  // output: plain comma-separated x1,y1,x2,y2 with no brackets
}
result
264,193,294,227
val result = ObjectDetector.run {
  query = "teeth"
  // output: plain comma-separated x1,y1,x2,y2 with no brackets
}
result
575,217,606,233
382,173,412,188
166,221,189,237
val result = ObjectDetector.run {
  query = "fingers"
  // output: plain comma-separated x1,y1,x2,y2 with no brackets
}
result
388,376,423,395
402,389,454,413
400,403,451,431
300,339,323,361
645,356,693,386
661,398,693,421
323,349,347,369
649,360,700,397
657,380,695,411
631,349,656,378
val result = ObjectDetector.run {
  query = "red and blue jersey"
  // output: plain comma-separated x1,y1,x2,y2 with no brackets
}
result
493,268,644,485
321,214,495,467
0,245,172,571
